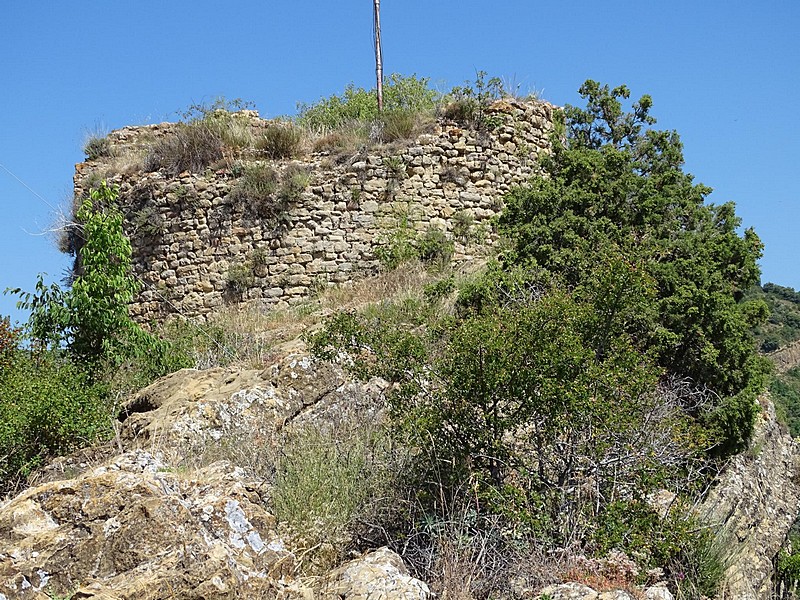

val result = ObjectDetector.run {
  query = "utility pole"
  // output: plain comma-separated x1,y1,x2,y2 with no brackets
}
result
374,0,383,112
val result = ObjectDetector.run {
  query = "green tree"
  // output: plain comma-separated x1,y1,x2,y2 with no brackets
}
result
2,182,191,491
0,348,110,488
14,182,138,362
498,80,768,454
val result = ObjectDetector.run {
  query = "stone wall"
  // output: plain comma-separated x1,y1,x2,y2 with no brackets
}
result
74,99,554,322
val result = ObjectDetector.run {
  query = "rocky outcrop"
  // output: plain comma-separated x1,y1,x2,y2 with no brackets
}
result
0,354,423,599
115,352,388,467
0,451,291,599
319,547,430,599
3,348,799,598
0,449,428,600
699,397,800,599
768,339,800,374
535,582,673,600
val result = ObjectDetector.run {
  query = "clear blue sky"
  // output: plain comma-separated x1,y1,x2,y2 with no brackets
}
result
2,1,798,325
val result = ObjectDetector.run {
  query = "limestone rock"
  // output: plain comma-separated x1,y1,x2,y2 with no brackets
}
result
118,352,382,463
0,451,291,599
699,397,800,599
319,547,430,599
644,583,674,600
536,583,641,600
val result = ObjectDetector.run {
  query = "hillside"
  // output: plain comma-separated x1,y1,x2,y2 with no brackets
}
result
748,283,800,354
2,78,799,599
744,283,800,436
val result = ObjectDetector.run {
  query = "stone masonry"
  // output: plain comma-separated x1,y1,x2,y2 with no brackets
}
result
73,99,554,322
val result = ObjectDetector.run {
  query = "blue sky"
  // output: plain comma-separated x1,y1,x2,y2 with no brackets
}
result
1,1,798,324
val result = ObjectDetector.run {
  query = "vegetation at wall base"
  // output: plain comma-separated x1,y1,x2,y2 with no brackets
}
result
306,79,767,598
1,182,191,494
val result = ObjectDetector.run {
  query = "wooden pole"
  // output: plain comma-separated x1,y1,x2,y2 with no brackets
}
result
374,0,383,112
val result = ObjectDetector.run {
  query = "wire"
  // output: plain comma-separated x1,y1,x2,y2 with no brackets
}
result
0,161,62,214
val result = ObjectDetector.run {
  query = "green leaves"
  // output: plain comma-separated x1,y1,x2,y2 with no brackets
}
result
296,73,439,132
0,350,111,488
499,80,766,454
12,182,140,364
1,181,192,491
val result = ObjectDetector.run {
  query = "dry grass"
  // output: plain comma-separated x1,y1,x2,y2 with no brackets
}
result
163,259,488,375
255,122,303,159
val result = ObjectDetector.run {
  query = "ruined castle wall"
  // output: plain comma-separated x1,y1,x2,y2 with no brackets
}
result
74,100,554,322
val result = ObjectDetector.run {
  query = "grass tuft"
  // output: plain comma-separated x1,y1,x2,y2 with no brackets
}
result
256,122,303,159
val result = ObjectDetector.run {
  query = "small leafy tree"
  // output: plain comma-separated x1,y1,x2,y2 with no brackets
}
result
15,182,138,363
2,181,191,491
12,182,189,381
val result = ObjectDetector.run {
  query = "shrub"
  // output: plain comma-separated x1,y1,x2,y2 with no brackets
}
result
312,131,346,153
0,351,111,492
374,218,453,272
383,155,406,180
272,421,397,573
231,162,308,230
277,164,310,203
498,80,767,456
225,263,254,295
374,216,419,271
442,71,506,130
256,122,303,159
145,120,225,175
0,316,20,373
417,226,454,268
131,205,164,239
231,162,280,218
380,109,417,142
452,210,475,244
145,99,255,175
83,135,113,160
297,73,439,133
307,262,717,579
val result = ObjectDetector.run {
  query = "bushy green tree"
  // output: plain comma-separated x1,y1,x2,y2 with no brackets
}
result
498,80,768,455
13,182,187,377
0,348,110,488
14,182,137,362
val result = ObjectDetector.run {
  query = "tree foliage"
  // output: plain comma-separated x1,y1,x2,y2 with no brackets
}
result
747,282,800,353
12,182,186,378
0,349,110,488
2,182,190,492
13,183,138,362
498,80,768,454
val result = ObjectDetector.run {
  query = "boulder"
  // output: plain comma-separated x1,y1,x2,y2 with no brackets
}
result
0,452,291,599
